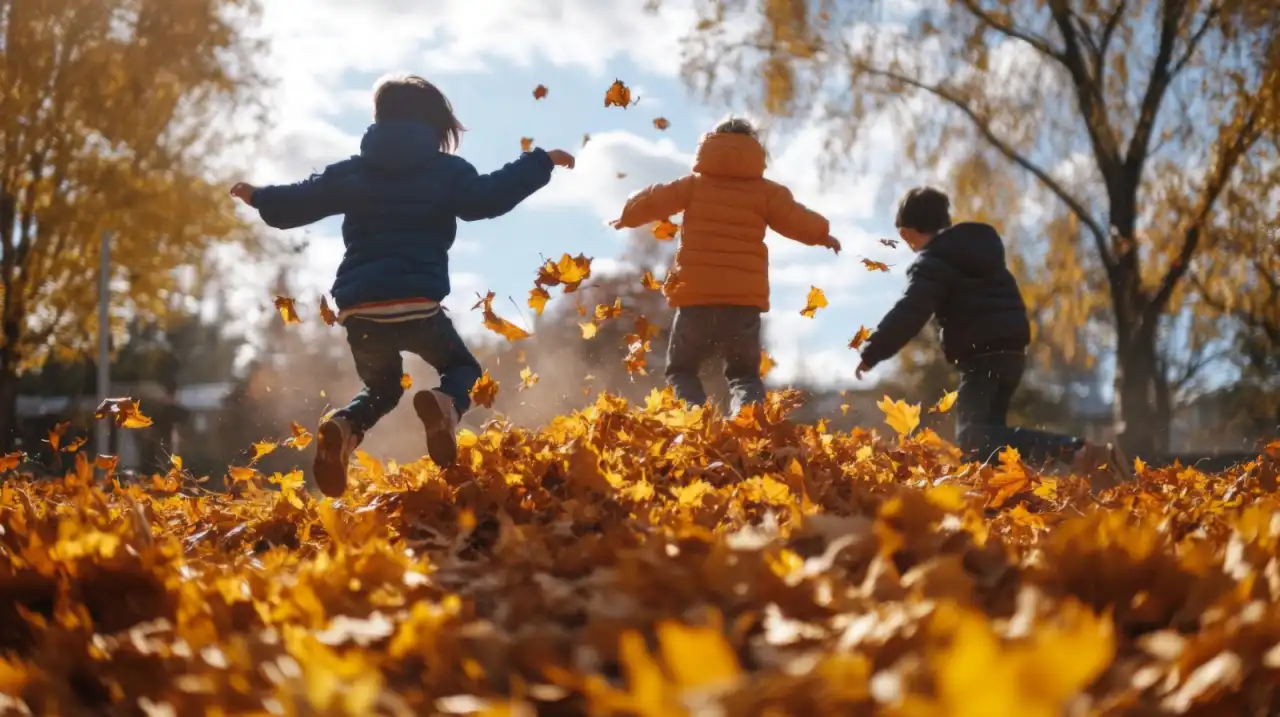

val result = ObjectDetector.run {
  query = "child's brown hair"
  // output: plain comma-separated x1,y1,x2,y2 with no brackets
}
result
895,186,952,234
713,115,760,139
372,73,465,153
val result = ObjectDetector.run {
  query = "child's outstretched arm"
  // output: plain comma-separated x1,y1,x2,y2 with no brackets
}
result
609,176,694,229
453,149,573,222
857,256,955,371
763,181,838,251
232,160,357,230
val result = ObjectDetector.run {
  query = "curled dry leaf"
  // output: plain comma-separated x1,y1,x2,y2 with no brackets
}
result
640,271,663,291
652,219,679,241
800,286,828,318
519,367,539,390
653,117,670,130
930,390,958,414
848,326,872,351
532,84,548,100
861,259,890,272
274,295,301,323
469,371,499,408
472,291,531,342
319,296,338,326
93,398,153,429
604,79,633,108
759,350,776,378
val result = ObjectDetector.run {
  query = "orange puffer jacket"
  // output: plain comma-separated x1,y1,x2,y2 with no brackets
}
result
614,131,831,311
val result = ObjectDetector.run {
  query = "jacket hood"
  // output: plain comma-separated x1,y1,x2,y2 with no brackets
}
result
691,132,766,179
926,222,1007,274
360,120,440,173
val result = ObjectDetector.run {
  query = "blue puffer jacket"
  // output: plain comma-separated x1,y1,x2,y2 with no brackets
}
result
249,120,555,309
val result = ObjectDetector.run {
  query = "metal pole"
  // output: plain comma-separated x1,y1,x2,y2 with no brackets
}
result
95,231,111,457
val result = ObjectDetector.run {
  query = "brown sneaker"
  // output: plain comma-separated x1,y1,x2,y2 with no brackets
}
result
314,415,359,498
413,390,459,467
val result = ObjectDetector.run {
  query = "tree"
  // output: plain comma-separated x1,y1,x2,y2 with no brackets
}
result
0,0,267,448
664,0,1279,455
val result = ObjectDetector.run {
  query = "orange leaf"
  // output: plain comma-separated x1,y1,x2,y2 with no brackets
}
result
251,441,277,463
986,448,1031,508
580,321,599,339
848,326,872,350
800,286,828,318
62,435,88,454
470,372,499,408
284,422,313,450
528,287,551,316
640,271,663,291
47,421,70,451
0,451,24,472
653,117,670,130
93,398,153,428
594,298,623,322
535,254,593,293
519,366,539,390
319,296,338,326
760,350,776,378
652,219,679,241
274,295,301,323
604,79,633,108
227,465,259,486
532,84,548,100
400,374,413,390
930,390,958,414
520,137,533,152
472,291,531,342
861,259,890,272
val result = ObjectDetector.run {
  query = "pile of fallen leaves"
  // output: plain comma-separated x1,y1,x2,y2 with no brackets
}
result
1,389,1277,717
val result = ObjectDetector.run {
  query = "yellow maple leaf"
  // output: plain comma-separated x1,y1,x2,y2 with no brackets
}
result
986,448,1030,508
640,271,662,291
595,298,624,321
580,321,599,339
528,286,551,315
274,295,301,323
876,396,920,438
472,291,531,342
519,366,539,390
251,440,277,463
470,372,499,408
800,286,828,318
284,422,313,450
930,390,958,414
535,254,593,293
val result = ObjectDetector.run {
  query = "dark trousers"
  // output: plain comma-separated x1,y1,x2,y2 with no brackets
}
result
665,305,766,415
955,351,1083,464
335,313,481,434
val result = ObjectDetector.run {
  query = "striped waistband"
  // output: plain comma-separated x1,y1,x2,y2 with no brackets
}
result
338,298,441,324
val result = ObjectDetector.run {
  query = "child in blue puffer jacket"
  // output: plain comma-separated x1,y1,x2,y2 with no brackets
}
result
231,73,575,497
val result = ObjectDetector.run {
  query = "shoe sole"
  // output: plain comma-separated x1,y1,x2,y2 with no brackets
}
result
413,391,458,467
313,421,349,498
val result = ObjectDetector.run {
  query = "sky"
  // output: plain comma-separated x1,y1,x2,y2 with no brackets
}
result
227,0,927,388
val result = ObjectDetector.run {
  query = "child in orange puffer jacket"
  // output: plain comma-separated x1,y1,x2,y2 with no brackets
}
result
608,116,841,415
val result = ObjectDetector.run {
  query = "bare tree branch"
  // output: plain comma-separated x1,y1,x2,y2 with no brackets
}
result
955,0,1061,59
847,59,1114,273
1124,0,1190,181
1046,0,1123,187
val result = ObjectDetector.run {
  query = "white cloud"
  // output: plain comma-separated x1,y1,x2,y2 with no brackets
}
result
528,130,691,219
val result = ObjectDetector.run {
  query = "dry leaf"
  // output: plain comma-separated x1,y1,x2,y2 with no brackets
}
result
93,398,153,429
930,390,958,414
528,287,551,316
470,372,499,408
532,84,548,100
640,271,662,291
760,350,776,378
472,291,531,342
880,238,898,248
876,396,920,438
319,296,338,326
274,295,301,323
400,374,413,390
848,326,872,350
653,117,670,130
862,259,890,272
519,367,539,390
520,137,534,152
800,286,828,318
535,254,593,293
604,79,633,108
652,219,679,241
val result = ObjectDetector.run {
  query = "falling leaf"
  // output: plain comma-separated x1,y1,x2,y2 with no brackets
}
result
604,79,633,108
840,403,850,416
582,133,591,146
47,421,70,451
62,436,88,454
653,117,670,130
472,291,531,342
652,219,679,241
0,451,24,472
595,298,624,322
520,137,534,152
848,326,872,350
580,322,599,340
862,259,890,272
251,441,277,463
800,286,828,318
227,465,259,486
94,454,119,474
760,350,776,378
470,372,499,408
622,316,661,375
528,287,551,316
616,172,627,179
274,295,301,323
986,448,1030,508
400,374,412,390
519,367,539,390
93,398,153,429
930,390,958,414
284,422,313,450
535,254,593,293
876,396,920,438
640,271,662,291
532,84,548,100
879,238,898,248
319,296,338,326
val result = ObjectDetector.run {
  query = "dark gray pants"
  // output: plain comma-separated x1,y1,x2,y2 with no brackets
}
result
956,351,1083,464
664,305,765,415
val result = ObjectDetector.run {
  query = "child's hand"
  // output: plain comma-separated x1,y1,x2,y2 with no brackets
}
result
823,235,842,254
229,182,256,204
545,149,575,169
855,361,870,380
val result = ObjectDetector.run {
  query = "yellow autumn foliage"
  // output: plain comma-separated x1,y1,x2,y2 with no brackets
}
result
0,389,1276,716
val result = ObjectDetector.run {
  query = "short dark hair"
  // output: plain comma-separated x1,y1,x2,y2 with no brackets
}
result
713,115,759,139
895,186,952,233
372,73,465,153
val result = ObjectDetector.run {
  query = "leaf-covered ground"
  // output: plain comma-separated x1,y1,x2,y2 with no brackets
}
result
1,391,1277,717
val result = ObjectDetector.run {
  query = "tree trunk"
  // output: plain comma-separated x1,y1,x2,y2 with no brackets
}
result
0,316,23,452
1113,332,1168,458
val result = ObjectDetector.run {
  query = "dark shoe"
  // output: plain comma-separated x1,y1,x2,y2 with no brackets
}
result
413,390,459,467
313,415,358,497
